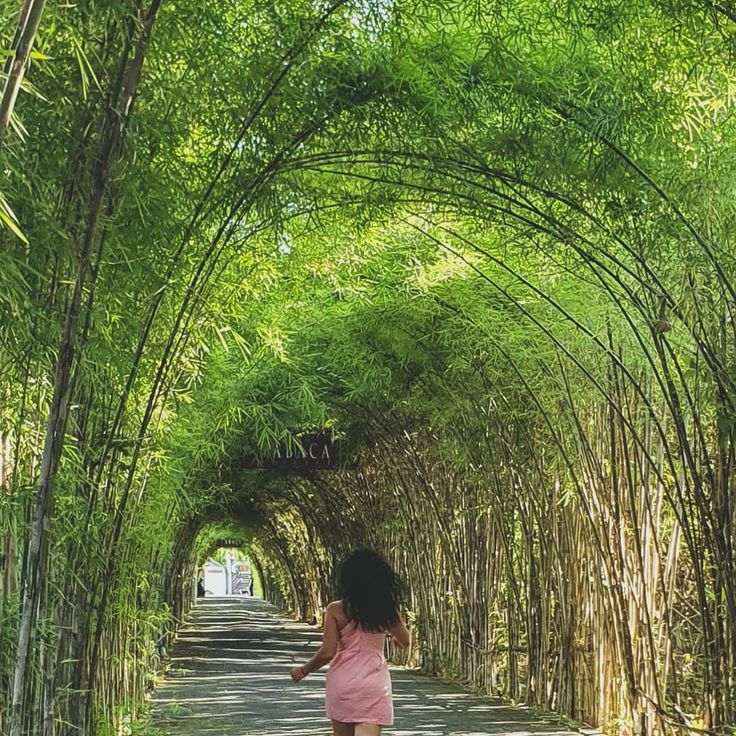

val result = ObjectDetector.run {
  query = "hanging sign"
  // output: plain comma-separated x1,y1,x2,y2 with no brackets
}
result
241,431,343,471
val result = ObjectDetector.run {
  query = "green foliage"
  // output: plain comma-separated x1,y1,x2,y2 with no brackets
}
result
2,0,736,733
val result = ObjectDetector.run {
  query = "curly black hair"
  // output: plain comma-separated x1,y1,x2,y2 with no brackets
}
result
338,549,406,632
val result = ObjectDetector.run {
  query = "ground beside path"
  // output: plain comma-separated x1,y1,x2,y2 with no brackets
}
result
149,597,584,736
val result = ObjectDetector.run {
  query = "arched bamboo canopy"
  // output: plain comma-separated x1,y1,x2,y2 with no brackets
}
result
1,1,736,735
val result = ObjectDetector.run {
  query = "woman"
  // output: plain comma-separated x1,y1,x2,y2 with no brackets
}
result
290,549,411,736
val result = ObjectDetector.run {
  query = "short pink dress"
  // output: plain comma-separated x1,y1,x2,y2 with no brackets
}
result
325,621,393,725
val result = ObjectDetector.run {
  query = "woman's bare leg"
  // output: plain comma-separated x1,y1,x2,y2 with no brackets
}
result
331,720,355,736
355,724,381,736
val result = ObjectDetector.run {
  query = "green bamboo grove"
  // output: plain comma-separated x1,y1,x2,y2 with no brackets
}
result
1,0,735,734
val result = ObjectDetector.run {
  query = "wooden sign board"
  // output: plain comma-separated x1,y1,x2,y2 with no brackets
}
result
241,432,343,471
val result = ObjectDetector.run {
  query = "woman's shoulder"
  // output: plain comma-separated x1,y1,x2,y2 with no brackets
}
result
325,600,349,624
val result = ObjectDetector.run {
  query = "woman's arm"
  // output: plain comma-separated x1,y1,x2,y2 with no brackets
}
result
389,617,411,649
290,603,340,682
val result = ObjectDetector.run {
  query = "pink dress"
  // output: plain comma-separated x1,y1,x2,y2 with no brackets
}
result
325,621,393,725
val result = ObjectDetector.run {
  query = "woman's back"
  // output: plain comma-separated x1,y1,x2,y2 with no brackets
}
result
326,602,393,726
336,621,387,653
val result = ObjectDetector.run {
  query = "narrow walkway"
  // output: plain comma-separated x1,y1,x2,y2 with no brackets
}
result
150,598,581,736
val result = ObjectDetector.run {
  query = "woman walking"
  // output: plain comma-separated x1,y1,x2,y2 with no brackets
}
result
290,549,411,735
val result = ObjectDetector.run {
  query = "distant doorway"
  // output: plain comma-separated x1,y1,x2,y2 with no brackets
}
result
200,548,255,597
202,559,227,596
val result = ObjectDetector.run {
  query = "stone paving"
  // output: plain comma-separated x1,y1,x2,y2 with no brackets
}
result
149,598,582,736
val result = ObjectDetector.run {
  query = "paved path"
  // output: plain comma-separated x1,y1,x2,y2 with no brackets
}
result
150,598,581,736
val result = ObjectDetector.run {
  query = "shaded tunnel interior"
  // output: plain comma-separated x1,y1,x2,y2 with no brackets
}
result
1,2,735,736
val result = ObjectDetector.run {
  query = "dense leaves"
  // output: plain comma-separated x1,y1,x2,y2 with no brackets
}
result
1,0,735,735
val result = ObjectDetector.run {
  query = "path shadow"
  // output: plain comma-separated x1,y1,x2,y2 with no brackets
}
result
150,598,580,736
